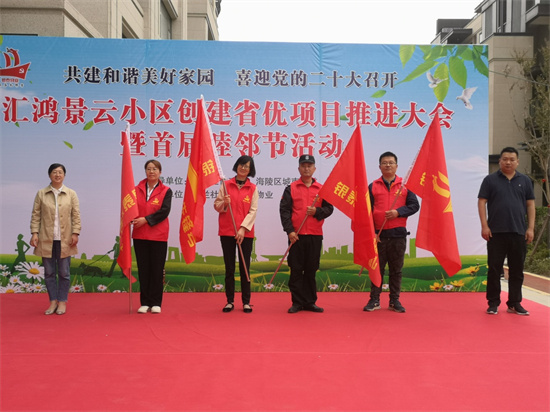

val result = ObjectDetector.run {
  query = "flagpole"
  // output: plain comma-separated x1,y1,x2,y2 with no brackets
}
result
268,195,319,285
221,179,251,282
117,122,139,314
125,123,133,314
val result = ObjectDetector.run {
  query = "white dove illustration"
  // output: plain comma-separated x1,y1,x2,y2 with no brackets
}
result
426,71,446,88
457,87,478,110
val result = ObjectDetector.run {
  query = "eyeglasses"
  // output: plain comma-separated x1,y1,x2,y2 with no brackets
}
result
50,170,64,175
238,164,250,169
146,168,159,172
380,162,396,166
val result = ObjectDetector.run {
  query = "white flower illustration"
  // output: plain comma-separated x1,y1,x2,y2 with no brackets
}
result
15,261,45,281
0,284,25,293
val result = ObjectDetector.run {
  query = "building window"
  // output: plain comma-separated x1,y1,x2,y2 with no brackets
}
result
160,1,172,40
122,18,137,39
496,0,507,32
484,3,494,38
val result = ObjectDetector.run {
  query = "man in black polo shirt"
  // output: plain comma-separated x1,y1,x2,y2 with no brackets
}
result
478,147,535,315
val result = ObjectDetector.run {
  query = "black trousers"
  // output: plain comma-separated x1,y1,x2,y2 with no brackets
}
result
220,236,252,305
370,237,406,302
486,233,526,307
133,239,167,307
287,235,322,307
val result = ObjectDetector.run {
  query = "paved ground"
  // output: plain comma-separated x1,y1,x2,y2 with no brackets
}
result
501,277,550,307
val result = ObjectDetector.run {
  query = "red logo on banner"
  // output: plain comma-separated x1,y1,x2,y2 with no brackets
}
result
0,48,31,85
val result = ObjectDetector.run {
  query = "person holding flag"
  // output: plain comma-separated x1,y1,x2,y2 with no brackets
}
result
214,155,259,314
364,152,419,313
279,155,334,314
132,160,172,314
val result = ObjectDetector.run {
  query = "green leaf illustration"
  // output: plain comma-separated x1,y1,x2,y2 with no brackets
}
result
371,90,386,98
83,121,94,130
423,45,451,61
418,45,432,58
473,54,489,77
63,141,74,149
449,56,467,89
399,45,415,67
457,47,474,61
433,63,450,102
481,46,489,58
397,60,439,84
473,45,485,57
15,122,20,127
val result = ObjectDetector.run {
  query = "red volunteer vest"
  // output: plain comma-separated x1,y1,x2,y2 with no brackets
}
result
132,179,170,242
218,178,256,238
371,176,408,231
290,179,325,235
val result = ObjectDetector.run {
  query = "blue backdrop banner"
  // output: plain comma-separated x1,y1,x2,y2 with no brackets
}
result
0,36,489,293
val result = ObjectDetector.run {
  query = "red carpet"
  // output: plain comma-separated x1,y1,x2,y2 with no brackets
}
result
1,292,549,412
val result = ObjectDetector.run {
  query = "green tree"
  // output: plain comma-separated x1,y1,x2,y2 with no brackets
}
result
512,40,550,203
511,41,550,265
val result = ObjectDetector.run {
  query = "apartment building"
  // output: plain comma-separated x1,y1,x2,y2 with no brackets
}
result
433,0,549,198
0,0,221,40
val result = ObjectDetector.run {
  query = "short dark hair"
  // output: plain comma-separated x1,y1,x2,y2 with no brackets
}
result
48,163,66,175
500,147,519,158
232,155,256,178
379,151,397,164
144,159,162,172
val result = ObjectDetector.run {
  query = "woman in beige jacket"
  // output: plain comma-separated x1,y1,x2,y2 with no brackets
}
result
30,163,81,315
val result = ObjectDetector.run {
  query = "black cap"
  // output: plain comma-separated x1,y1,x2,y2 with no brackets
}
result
299,154,315,164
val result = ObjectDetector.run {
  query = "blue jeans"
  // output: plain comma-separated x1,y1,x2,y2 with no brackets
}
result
42,241,71,302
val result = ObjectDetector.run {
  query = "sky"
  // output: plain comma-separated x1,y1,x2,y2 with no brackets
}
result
217,0,481,45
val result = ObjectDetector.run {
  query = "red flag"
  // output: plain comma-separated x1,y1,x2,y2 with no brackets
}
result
117,125,138,282
405,112,462,276
318,126,382,287
180,98,222,263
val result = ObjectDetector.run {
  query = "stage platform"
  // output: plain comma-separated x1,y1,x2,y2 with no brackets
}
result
1,291,549,412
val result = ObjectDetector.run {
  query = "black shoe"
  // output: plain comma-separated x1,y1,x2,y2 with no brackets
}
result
363,299,381,312
288,305,302,313
507,304,529,316
243,304,253,313
486,306,498,315
304,304,324,313
389,300,406,313
222,303,234,313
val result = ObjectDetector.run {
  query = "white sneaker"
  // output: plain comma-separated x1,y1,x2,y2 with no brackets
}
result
151,306,161,314
137,305,149,314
